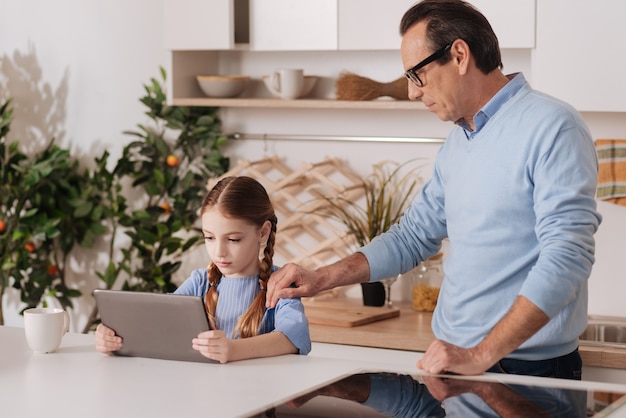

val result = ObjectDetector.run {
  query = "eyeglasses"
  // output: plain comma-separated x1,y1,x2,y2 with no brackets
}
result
404,43,452,87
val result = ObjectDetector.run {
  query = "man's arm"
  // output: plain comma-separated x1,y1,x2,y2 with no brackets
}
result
417,295,549,375
266,252,370,308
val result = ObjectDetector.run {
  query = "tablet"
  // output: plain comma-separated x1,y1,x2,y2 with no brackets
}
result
93,289,216,363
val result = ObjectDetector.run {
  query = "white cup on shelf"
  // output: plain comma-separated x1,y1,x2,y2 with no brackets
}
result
270,68,304,100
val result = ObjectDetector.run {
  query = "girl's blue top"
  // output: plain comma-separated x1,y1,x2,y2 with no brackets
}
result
175,266,311,355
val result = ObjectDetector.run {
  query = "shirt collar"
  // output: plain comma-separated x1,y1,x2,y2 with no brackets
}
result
460,72,526,137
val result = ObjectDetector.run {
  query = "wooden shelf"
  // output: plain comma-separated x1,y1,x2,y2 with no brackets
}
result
171,97,428,111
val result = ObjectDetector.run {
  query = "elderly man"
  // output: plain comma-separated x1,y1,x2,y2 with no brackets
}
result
267,0,601,379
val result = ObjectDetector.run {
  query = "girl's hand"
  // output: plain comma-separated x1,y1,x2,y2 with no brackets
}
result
193,330,232,363
95,323,123,354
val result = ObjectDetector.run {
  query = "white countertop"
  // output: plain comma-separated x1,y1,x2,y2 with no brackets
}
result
2,325,626,417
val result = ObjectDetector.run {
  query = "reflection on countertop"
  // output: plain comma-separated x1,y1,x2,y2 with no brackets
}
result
270,371,626,417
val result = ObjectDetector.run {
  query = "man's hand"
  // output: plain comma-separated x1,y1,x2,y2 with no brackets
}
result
266,253,371,308
417,296,550,375
417,339,491,376
266,263,323,308
422,375,476,400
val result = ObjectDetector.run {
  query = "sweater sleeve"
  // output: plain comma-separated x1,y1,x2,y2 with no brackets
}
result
273,297,311,355
520,121,601,318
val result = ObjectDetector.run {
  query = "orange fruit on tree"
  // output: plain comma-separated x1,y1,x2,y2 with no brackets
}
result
47,265,59,276
160,202,171,214
0,219,5,233
166,154,179,167
24,242,35,253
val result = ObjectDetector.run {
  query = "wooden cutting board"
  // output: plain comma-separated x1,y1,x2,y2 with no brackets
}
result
303,302,400,327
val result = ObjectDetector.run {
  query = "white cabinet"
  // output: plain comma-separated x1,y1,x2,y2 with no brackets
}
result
338,0,414,50
471,0,536,49
163,0,234,50
584,366,626,386
249,0,337,51
532,0,626,112
338,0,536,51
164,0,535,53
250,0,408,51
249,0,535,51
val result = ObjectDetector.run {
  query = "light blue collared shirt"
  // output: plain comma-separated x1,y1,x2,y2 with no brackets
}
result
460,73,524,139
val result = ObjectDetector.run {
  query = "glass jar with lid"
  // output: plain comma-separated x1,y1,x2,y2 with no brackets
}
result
411,252,443,312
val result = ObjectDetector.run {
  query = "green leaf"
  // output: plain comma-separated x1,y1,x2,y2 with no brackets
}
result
73,202,94,218
153,168,165,185
132,210,152,220
101,262,117,288
156,223,168,238
137,228,157,245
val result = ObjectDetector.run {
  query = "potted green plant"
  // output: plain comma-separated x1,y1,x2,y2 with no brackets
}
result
0,68,230,330
315,159,423,306
0,99,108,325
82,68,230,331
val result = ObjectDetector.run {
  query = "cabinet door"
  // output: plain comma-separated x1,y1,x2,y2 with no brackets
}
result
471,0,535,48
249,0,337,51
339,0,534,51
533,0,626,112
338,0,414,50
163,0,234,50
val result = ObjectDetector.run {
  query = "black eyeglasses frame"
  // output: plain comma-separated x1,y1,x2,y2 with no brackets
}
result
404,43,453,87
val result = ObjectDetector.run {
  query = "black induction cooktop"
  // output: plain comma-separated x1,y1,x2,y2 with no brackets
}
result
262,371,626,417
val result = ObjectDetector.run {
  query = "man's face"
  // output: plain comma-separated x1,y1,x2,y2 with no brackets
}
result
401,22,462,124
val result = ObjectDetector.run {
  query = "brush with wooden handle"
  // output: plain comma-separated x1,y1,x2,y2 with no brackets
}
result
335,71,409,101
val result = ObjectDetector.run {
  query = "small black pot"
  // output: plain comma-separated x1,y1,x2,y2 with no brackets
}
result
361,282,386,307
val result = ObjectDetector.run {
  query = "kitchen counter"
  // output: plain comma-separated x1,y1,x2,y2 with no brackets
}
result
4,325,626,418
0,325,361,418
305,297,626,370
6,326,626,418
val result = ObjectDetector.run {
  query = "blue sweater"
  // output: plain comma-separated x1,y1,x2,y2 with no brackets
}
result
360,73,601,360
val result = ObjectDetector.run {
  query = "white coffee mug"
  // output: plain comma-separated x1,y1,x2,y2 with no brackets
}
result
24,308,70,353
270,68,304,100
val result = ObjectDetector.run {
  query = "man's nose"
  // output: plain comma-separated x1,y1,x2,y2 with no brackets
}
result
407,81,424,101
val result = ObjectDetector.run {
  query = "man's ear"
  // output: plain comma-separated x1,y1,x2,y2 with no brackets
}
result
451,39,471,75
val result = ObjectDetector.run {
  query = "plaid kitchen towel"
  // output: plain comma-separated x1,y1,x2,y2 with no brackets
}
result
595,139,626,206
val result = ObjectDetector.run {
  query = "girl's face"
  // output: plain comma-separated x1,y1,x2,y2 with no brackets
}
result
201,208,270,279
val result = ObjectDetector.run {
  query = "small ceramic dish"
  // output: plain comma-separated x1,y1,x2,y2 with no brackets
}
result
196,75,250,98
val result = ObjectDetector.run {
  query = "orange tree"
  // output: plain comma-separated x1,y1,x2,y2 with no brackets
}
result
0,69,229,329
0,99,108,325
82,68,229,331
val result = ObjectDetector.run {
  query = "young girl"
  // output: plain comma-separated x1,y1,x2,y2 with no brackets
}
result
95,176,311,362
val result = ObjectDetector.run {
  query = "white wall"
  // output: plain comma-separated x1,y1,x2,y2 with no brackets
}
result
0,0,170,330
1,0,626,330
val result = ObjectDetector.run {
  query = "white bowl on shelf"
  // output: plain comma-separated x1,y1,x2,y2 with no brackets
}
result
262,75,318,99
196,75,250,98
